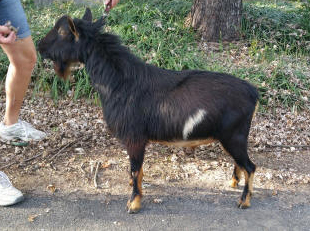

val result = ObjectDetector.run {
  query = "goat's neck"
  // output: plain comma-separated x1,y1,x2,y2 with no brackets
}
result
83,35,146,94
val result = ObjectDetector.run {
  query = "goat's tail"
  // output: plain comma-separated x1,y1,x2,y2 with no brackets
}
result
252,101,259,121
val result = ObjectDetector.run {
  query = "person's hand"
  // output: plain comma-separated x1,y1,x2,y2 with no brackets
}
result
105,0,120,10
0,25,16,44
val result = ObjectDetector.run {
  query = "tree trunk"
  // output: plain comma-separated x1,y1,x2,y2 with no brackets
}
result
190,0,242,42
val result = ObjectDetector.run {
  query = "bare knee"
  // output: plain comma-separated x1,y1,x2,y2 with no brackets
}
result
25,49,37,69
11,48,37,71
2,37,37,72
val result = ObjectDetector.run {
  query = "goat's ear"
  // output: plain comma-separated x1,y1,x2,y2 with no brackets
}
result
67,17,79,41
93,16,105,31
82,7,92,21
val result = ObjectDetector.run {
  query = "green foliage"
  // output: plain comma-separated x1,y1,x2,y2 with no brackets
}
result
107,0,203,70
299,0,310,34
242,1,310,54
236,0,310,110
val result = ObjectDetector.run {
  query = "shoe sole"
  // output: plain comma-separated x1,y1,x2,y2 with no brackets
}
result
0,195,24,206
0,137,29,146
10,141,29,147
0,130,46,143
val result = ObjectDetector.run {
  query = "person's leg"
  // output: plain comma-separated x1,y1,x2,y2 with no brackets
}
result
0,0,46,142
0,0,35,125
0,36,37,126
0,37,46,141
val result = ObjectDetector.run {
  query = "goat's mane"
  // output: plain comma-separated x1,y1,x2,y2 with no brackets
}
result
74,18,104,39
76,23,149,90
73,17,184,93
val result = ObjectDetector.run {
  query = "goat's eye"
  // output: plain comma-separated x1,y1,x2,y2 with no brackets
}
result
58,27,68,37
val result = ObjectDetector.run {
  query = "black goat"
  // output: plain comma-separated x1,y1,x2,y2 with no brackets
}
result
38,8,259,213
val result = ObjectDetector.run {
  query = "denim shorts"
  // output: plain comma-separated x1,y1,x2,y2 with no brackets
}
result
0,0,31,39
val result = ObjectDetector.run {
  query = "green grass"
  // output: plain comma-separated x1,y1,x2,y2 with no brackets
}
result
240,0,310,110
0,0,309,111
242,0,310,55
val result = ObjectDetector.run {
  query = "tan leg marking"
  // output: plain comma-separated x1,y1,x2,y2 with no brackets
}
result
127,195,142,214
127,169,143,213
248,171,254,192
231,165,243,188
238,170,254,209
252,101,259,121
137,168,143,195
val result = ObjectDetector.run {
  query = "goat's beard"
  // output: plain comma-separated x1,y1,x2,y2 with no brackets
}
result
53,61,71,80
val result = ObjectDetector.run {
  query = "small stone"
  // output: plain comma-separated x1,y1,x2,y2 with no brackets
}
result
153,198,163,204
74,148,85,154
265,172,273,180
171,154,178,162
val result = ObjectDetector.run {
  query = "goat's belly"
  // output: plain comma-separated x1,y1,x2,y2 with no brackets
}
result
153,138,215,148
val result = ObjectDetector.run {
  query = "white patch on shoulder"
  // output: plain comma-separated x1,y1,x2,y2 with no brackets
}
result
183,109,206,140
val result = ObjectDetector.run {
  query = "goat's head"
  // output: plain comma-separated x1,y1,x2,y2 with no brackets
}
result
38,8,104,79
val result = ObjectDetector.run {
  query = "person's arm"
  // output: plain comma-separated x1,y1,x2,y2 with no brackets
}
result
0,25,16,44
105,0,120,10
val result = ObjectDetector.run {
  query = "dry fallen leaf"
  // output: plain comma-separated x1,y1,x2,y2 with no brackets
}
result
46,184,56,193
153,198,163,204
101,161,111,169
272,189,278,196
42,150,49,158
28,214,39,222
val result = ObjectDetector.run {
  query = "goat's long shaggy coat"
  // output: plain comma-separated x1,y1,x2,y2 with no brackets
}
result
39,8,259,213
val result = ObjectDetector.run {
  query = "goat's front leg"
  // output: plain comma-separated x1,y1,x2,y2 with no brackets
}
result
126,142,145,214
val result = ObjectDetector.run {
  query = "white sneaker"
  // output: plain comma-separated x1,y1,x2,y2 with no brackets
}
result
0,171,24,206
0,120,46,142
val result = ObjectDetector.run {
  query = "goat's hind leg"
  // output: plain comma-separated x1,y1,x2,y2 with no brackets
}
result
238,161,255,209
221,136,256,209
126,142,145,214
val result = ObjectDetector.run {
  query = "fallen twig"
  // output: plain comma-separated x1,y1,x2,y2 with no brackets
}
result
1,152,44,170
266,144,310,149
50,163,57,171
80,162,86,174
0,161,18,170
49,135,92,161
80,162,90,180
1,135,93,170
94,161,101,188
90,160,95,175
49,140,80,161
23,153,43,163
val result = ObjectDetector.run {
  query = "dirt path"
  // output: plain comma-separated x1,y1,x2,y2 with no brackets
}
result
1,191,310,231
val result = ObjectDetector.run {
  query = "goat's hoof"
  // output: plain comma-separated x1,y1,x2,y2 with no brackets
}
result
230,180,239,188
238,199,250,209
127,207,140,214
127,196,141,214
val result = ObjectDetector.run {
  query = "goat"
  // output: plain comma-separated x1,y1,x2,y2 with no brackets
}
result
38,8,259,213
